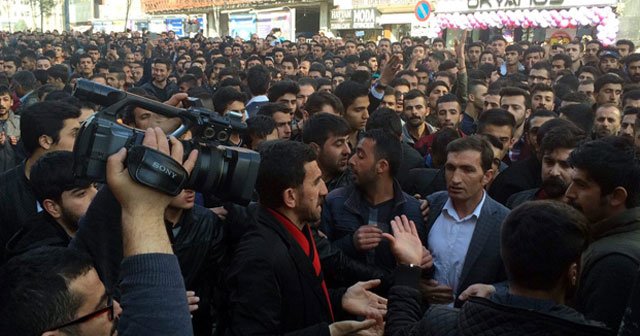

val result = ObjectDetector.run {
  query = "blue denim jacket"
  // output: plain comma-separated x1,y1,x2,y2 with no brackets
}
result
321,180,427,274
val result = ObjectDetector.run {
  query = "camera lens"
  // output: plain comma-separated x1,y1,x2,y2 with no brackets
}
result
185,143,260,205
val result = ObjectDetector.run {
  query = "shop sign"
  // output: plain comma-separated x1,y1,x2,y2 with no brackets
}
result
331,9,353,30
352,8,379,29
331,8,380,29
436,0,618,12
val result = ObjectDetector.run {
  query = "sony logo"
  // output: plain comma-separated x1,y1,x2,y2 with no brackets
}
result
153,161,177,179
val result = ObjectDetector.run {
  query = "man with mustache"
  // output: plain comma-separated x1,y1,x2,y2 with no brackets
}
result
302,113,353,192
321,129,428,276
564,136,640,330
506,123,586,209
625,53,640,85
402,89,437,151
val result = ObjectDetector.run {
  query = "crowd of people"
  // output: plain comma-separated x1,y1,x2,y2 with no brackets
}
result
0,27,639,335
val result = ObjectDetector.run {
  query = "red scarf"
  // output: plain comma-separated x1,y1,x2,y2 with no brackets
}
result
266,208,334,321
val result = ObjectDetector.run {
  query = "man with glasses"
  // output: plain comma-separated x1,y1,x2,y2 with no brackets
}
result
528,62,552,91
0,128,196,335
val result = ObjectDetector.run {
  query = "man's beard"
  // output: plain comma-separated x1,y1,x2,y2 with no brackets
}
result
541,176,569,199
298,196,325,225
60,207,80,233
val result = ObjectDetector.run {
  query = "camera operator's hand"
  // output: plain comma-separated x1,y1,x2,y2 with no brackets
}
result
164,92,189,108
107,127,198,256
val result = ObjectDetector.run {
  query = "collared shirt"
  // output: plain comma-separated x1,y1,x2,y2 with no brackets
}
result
429,191,486,293
509,136,526,162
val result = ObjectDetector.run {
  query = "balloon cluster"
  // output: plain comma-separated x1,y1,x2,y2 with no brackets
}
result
433,6,619,45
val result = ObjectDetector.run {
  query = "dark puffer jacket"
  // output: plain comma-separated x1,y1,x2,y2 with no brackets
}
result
385,267,612,336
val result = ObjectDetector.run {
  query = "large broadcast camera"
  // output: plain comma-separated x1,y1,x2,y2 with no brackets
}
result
72,79,260,205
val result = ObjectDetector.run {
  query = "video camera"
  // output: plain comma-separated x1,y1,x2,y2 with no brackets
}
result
72,79,260,205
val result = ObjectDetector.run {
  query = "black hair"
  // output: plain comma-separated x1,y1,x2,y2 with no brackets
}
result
366,108,403,138
622,89,640,107
257,102,290,117
429,51,445,63
389,77,410,89
531,83,554,95
256,140,317,209
298,77,318,90
569,137,640,208
562,92,592,105
334,80,368,111
501,201,589,290
616,39,635,51
477,108,516,136
152,57,172,70
302,113,351,147
434,71,455,86
576,66,602,80
0,85,10,97
362,128,402,177
558,74,580,93
446,135,495,172
552,54,573,69
558,103,594,134
531,61,553,78
505,44,523,55
427,80,450,95
435,93,459,109
305,92,344,116
30,151,92,204
539,121,586,156
404,89,427,103
432,128,462,169
212,86,246,115
246,65,271,96
268,80,300,102
244,115,276,148
35,84,57,100
624,53,640,67
46,64,69,84
20,102,81,155
500,87,532,110
282,55,298,69
12,70,39,91
594,73,625,93
178,74,198,88
0,246,94,335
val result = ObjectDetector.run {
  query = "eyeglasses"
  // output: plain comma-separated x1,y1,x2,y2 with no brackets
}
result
46,295,114,332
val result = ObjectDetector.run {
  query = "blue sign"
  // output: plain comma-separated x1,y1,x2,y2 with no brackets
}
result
166,18,184,37
414,1,432,22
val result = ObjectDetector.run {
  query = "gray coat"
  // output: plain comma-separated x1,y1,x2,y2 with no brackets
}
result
425,191,510,303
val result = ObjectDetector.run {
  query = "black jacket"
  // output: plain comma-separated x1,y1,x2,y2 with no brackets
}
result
576,207,640,330
385,266,611,336
5,212,70,260
489,156,541,205
221,205,346,336
71,186,225,336
397,143,426,187
139,80,179,101
0,162,38,263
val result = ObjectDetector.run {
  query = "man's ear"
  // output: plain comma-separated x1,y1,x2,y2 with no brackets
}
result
376,159,389,175
38,135,53,150
308,142,321,155
41,330,61,336
482,168,495,187
282,187,297,209
42,199,62,219
610,186,628,209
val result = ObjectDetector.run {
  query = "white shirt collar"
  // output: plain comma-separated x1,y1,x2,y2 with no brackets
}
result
247,95,269,105
442,191,487,222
